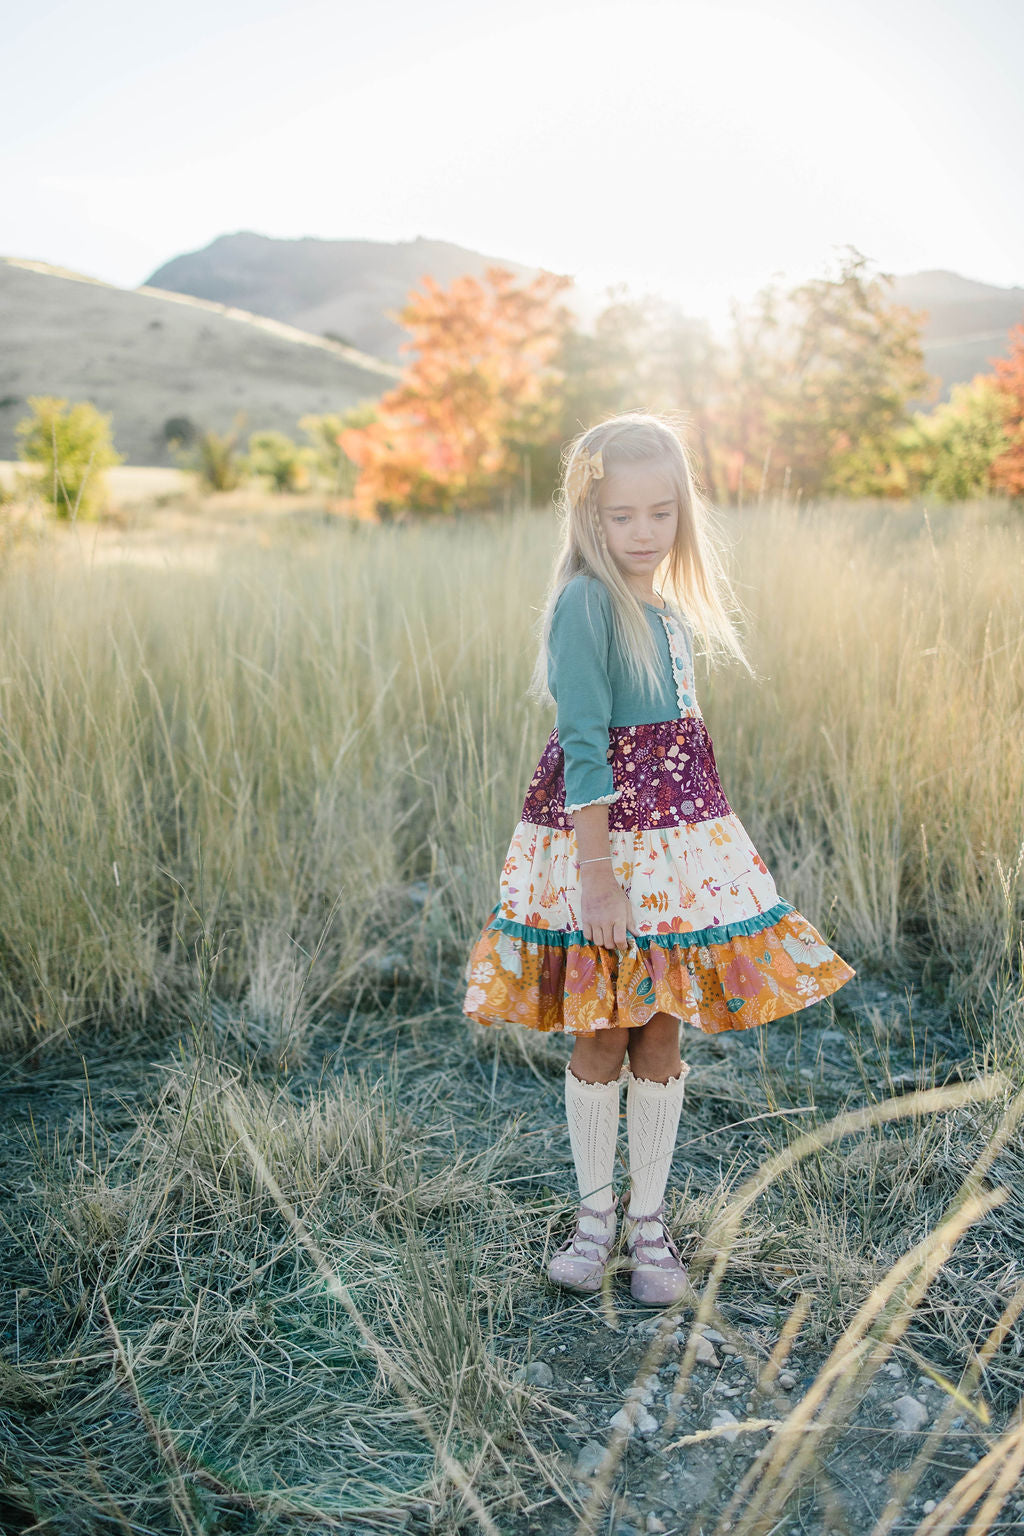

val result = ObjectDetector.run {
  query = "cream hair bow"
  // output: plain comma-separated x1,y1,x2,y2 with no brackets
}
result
565,445,604,505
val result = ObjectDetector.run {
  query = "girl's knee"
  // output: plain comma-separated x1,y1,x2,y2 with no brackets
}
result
626,1013,683,1080
569,1027,629,1083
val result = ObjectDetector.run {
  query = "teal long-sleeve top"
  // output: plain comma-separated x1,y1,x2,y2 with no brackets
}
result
546,572,695,813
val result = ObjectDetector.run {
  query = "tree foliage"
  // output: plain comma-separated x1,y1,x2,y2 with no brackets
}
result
711,247,935,501
989,322,1024,497
173,416,250,492
891,376,1010,500
248,430,312,493
546,291,721,498
328,248,1020,518
299,407,375,497
15,395,123,519
338,267,573,516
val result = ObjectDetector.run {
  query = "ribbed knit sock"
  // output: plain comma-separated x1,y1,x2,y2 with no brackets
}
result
564,1064,621,1244
624,1065,690,1257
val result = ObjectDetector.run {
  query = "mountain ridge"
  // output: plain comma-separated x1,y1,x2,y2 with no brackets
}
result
149,232,1024,395
2,237,1021,468
145,231,547,363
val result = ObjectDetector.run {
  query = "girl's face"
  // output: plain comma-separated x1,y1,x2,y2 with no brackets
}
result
595,459,679,593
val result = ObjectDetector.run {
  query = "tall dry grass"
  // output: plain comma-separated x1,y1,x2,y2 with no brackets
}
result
0,496,1021,1052
2,494,1024,1533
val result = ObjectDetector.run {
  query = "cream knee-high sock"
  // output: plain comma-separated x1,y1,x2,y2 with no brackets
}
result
564,1063,620,1213
625,1064,690,1222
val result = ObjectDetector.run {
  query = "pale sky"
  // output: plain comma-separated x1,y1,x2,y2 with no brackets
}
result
2,0,1021,334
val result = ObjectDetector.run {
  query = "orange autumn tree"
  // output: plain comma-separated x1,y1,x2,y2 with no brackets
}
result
989,321,1024,497
339,265,573,517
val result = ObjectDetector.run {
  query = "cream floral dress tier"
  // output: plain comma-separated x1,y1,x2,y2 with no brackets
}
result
463,598,856,1035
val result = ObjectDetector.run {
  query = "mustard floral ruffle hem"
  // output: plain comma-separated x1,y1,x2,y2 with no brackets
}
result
464,894,855,1036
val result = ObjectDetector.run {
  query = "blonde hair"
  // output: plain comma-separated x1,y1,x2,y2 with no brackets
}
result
527,411,754,705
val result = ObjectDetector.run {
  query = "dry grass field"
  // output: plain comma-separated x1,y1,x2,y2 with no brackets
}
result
1,490,1022,1536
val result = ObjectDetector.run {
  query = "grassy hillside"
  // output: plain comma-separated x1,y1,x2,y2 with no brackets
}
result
0,257,397,466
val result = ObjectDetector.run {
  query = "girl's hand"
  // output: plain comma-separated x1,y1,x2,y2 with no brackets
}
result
580,866,631,949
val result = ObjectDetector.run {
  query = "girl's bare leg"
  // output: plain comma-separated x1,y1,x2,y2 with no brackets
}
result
568,1025,630,1084
625,1011,683,1083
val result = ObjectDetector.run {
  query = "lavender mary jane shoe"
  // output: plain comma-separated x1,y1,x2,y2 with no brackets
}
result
621,1201,691,1307
547,1196,619,1294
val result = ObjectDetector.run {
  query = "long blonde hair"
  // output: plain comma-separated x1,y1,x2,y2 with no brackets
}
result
527,411,754,705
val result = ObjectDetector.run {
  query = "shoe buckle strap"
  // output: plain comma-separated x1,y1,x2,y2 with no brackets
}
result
569,1232,611,1259
624,1208,683,1267
559,1202,617,1261
629,1238,681,1269
579,1196,618,1220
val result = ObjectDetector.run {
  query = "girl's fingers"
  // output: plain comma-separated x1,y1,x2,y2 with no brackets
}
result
583,918,632,949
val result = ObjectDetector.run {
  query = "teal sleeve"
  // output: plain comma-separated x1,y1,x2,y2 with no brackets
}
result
547,578,621,814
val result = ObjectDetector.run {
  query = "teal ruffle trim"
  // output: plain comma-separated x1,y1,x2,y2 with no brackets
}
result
487,899,796,951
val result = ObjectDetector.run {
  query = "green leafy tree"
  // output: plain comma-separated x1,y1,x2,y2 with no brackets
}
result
299,405,377,496
890,376,1010,500
247,430,312,492
707,284,787,503
545,291,722,500
711,248,935,502
15,395,123,519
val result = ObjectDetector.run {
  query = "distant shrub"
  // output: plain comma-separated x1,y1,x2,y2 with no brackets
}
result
889,376,1010,500
195,428,247,491
164,414,251,492
299,405,376,496
922,377,1010,499
15,395,123,519
247,430,311,493
163,415,197,449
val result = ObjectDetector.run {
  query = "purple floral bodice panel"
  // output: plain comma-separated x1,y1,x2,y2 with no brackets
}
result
521,718,732,831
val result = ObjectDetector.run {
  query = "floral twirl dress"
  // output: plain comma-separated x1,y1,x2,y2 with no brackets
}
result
462,577,856,1036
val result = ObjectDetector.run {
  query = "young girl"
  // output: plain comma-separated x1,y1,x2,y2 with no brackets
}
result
462,412,856,1307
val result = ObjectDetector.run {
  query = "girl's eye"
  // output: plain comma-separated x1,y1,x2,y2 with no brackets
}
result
611,515,629,524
